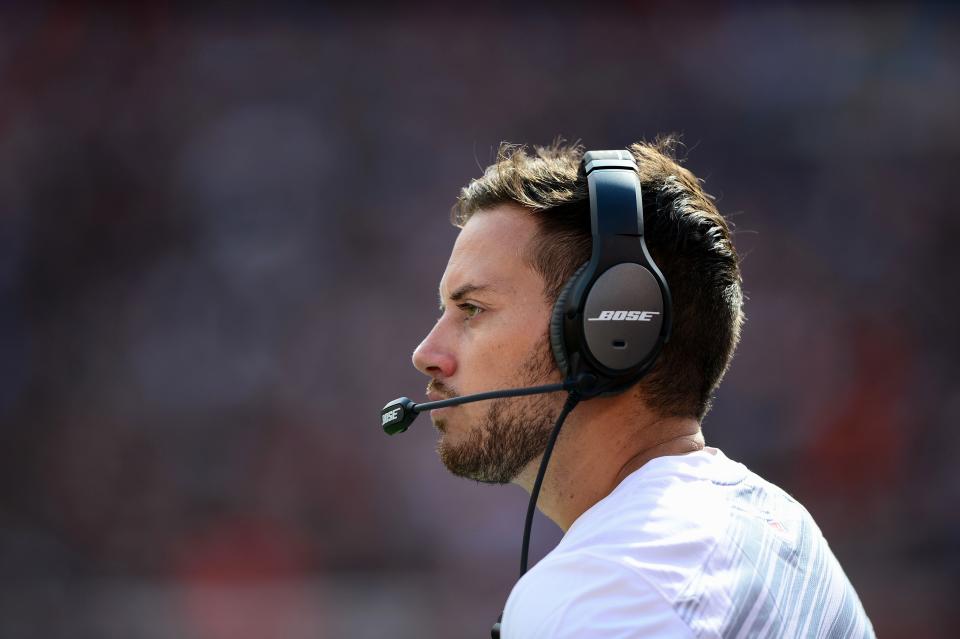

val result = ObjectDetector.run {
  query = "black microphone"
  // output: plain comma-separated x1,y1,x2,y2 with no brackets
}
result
380,375,597,435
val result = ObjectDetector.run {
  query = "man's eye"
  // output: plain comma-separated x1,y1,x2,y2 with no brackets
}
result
458,303,484,319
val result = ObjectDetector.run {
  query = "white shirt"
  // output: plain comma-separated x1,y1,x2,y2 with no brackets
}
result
502,448,874,638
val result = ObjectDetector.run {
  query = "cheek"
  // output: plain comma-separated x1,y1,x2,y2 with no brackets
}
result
470,312,549,376
463,340,510,383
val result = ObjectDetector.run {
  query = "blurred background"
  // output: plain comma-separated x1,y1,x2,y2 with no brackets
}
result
1,3,958,638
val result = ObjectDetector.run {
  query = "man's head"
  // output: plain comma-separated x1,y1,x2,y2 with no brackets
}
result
413,139,744,483
412,207,568,482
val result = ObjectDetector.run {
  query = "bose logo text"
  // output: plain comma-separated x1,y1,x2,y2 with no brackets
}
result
382,407,402,425
587,310,660,321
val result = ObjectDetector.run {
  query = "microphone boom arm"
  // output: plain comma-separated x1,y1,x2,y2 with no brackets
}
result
415,382,568,412
380,377,593,435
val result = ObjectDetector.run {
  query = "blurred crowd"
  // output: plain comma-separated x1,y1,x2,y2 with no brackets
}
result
0,4,957,638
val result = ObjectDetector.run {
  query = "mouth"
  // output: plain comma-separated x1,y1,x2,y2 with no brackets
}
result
426,382,458,432
426,388,457,404
426,380,458,403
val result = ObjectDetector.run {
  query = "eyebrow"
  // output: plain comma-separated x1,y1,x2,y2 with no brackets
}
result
438,283,490,311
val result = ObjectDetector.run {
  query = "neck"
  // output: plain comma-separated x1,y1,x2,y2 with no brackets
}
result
513,397,703,532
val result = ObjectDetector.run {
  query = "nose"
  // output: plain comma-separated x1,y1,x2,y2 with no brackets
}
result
412,321,457,380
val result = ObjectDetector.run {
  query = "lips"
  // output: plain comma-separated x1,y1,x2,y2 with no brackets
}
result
426,381,457,403
426,383,458,430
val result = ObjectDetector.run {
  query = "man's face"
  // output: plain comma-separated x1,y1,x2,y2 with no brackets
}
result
412,205,566,484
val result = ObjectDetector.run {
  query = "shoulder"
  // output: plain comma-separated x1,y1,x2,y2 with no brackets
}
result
502,552,697,639
502,450,748,639
558,450,738,593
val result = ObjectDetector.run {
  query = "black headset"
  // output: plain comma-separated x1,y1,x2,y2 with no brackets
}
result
549,149,671,397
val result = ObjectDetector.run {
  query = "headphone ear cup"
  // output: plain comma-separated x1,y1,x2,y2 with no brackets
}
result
550,263,589,378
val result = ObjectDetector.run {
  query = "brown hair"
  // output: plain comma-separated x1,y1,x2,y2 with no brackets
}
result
451,138,744,421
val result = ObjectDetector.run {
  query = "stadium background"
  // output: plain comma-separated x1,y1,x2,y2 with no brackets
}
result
1,4,957,638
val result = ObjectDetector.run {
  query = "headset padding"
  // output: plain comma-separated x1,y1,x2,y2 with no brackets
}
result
550,263,589,377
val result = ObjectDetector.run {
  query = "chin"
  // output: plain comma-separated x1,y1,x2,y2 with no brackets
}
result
435,420,472,447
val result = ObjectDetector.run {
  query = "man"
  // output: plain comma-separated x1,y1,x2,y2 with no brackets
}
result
410,140,875,638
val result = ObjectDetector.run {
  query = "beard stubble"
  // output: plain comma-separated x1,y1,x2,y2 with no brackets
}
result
435,337,566,484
